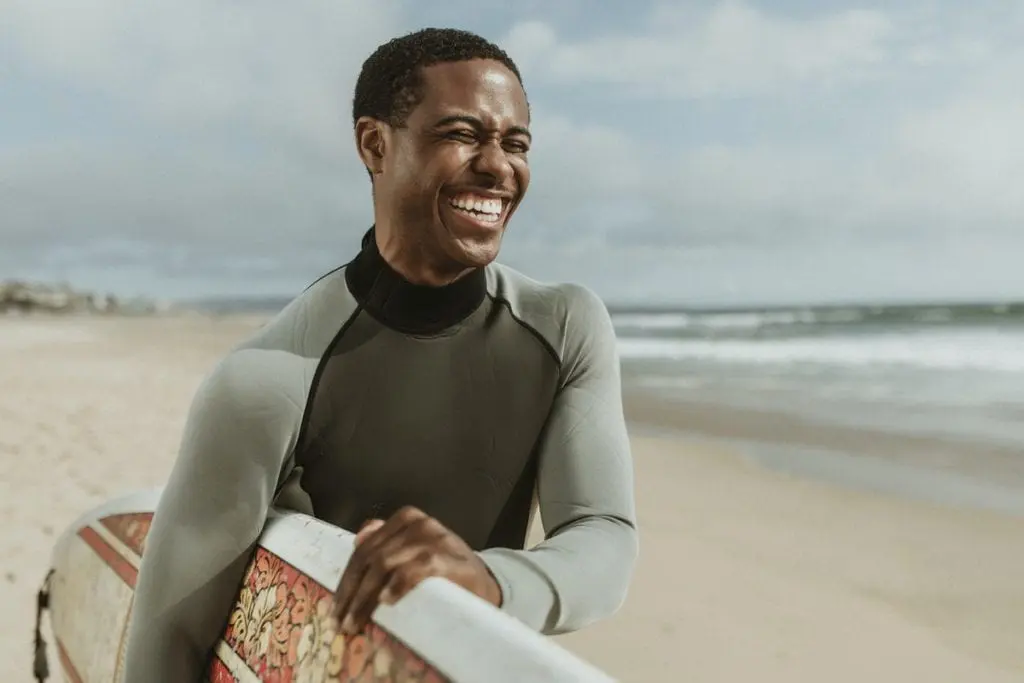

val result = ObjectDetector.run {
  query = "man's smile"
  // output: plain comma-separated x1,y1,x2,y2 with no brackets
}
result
444,191,511,229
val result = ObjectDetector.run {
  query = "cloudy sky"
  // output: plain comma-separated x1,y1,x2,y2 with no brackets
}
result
2,1,1023,306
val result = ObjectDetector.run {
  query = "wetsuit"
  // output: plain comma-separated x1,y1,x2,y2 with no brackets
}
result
120,228,638,682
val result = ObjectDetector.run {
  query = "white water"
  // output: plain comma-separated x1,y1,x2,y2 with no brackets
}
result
616,327,1024,373
614,313,1024,451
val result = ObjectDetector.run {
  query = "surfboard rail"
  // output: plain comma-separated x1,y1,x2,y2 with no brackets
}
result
45,489,617,683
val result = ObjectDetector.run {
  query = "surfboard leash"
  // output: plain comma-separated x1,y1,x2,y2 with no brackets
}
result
33,568,54,683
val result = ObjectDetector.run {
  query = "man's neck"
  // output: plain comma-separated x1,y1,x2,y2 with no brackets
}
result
374,225,474,287
346,226,488,335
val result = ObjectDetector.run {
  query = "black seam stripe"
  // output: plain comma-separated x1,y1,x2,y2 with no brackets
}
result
488,294,563,369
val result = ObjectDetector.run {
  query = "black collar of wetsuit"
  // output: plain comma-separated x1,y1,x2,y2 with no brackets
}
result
345,227,487,335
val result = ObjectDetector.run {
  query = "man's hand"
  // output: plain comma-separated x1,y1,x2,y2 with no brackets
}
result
334,506,502,634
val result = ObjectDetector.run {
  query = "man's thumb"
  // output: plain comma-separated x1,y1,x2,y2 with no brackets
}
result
355,518,385,546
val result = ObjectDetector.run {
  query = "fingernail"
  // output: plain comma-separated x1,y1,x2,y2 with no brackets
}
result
380,588,394,605
341,615,355,635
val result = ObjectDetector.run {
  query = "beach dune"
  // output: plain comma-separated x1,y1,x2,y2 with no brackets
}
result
1,316,1022,682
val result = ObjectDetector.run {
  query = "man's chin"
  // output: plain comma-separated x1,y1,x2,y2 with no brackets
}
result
450,233,502,269
438,216,504,268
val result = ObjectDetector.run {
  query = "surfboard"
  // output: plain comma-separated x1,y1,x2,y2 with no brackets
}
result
43,489,615,683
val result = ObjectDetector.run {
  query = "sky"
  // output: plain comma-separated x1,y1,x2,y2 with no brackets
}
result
2,0,1023,306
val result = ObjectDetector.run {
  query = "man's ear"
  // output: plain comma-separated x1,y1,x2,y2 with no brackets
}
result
354,117,387,176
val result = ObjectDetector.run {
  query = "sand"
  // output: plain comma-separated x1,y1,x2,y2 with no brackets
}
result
2,315,1023,682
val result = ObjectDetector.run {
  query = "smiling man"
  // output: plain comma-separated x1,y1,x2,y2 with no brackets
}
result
121,28,638,681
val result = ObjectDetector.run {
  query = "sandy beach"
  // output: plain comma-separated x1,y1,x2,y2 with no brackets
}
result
2,315,1022,682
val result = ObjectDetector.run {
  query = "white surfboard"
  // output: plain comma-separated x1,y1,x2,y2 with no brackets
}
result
43,489,615,683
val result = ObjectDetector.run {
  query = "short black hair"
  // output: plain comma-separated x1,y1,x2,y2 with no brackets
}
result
352,28,525,128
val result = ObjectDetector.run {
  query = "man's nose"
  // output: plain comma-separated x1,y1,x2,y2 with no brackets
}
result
472,139,515,184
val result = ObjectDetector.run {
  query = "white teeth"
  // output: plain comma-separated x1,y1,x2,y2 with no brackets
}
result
449,196,502,216
468,210,499,223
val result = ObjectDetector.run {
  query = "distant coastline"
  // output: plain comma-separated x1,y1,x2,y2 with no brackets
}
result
0,280,169,316
178,295,296,315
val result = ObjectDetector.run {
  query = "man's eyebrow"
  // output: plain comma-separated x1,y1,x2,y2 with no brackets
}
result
433,115,532,140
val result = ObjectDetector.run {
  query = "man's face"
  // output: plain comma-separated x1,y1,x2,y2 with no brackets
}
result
363,59,531,275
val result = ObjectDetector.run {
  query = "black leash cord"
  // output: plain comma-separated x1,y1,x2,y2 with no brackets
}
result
33,569,54,682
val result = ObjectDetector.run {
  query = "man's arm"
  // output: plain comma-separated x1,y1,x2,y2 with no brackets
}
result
480,285,639,634
120,349,302,682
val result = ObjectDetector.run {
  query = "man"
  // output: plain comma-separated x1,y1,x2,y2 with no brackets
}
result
121,27,638,681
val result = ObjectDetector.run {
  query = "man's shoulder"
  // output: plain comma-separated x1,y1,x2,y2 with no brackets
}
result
486,261,597,302
485,262,614,366
236,265,355,356
194,265,356,407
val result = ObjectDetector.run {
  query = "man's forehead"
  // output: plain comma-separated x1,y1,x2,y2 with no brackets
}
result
420,58,517,87
416,60,528,124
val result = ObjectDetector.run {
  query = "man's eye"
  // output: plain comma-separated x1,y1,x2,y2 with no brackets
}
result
446,130,477,142
503,140,530,154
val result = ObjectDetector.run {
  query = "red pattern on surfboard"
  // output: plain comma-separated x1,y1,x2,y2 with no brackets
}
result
76,512,153,589
77,526,139,588
216,546,450,683
100,512,153,557
56,638,85,683
209,657,239,683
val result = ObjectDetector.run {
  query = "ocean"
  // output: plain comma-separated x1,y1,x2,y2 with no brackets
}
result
612,301,1024,514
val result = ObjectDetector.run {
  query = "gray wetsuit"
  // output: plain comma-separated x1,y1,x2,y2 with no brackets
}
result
120,228,638,682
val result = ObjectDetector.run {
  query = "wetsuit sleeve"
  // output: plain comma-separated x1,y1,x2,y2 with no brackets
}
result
120,349,302,683
479,285,638,634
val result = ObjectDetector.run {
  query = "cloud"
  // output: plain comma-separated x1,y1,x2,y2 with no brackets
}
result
0,139,369,250
503,2,1024,249
504,2,896,99
1,0,403,156
598,108,1024,263
897,97,1024,220
0,0,405,285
